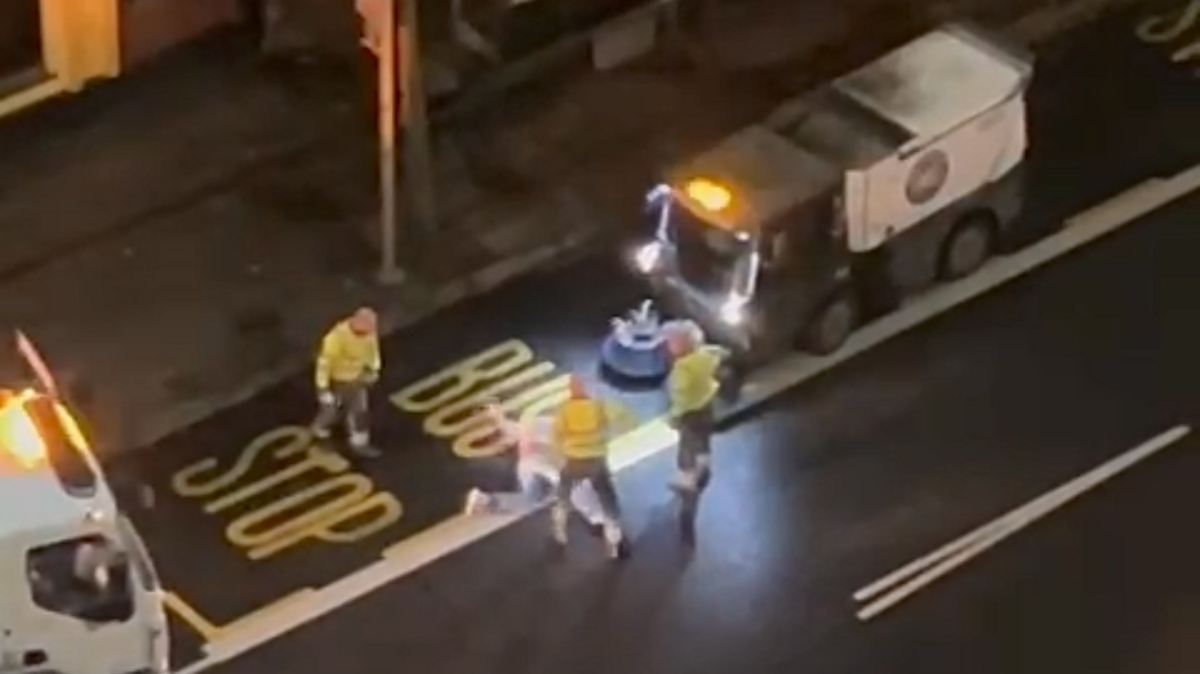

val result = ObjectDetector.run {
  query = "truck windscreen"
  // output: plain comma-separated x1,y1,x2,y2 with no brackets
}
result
27,534,135,624
669,203,752,296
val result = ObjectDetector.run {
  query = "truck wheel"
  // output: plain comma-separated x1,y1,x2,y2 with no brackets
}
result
939,212,996,280
801,291,859,356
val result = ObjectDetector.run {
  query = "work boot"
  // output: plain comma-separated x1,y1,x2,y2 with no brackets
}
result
669,470,698,494
603,523,626,560
348,432,381,458
463,489,493,516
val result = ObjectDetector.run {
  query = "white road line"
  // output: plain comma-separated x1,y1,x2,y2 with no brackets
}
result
175,165,1200,673
739,163,1200,408
174,423,680,674
853,425,1191,622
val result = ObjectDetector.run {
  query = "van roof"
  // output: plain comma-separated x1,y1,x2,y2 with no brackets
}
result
832,23,1031,140
667,125,841,231
0,394,117,543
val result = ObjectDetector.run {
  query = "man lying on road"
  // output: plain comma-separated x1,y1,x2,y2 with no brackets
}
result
463,402,607,531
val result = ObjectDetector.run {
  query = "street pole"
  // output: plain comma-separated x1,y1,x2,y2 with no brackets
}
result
377,0,406,284
399,0,436,236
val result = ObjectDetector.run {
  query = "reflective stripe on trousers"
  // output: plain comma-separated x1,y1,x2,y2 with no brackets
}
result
313,380,370,446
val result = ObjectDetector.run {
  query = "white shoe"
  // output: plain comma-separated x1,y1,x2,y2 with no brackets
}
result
669,471,698,493
463,489,493,515
603,524,625,560
585,519,606,537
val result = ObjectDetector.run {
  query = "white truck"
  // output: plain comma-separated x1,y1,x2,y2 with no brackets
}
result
633,23,1033,361
0,335,169,674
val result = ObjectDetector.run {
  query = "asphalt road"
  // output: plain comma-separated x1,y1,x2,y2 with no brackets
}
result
204,187,1200,674
829,436,1200,674
102,4,1200,670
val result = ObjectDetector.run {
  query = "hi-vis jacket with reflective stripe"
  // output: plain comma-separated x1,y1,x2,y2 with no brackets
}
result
315,321,381,389
553,398,609,460
667,346,723,418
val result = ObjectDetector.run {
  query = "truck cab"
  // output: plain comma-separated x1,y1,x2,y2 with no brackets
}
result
634,24,1032,362
0,342,168,674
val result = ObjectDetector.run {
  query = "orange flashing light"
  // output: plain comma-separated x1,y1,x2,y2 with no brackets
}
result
0,390,90,469
1,390,46,468
684,178,732,212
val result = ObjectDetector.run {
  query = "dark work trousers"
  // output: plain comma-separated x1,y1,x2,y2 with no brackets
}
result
676,402,715,488
674,402,714,544
552,456,623,545
312,380,371,447
555,457,622,522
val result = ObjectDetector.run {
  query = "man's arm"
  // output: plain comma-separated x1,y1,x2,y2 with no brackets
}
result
315,332,336,390
367,335,382,379
667,366,692,419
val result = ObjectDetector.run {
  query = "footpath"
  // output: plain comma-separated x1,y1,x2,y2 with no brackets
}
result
0,0,1126,456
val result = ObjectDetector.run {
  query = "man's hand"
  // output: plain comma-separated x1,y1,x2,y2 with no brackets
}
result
317,389,336,406
361,371,380,386
701,344,731,362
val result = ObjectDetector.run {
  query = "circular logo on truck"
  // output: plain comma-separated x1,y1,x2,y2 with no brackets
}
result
905,150,950,205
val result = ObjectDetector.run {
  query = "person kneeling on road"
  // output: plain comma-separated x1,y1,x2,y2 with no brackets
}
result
311,307,382,457
463,403,608,533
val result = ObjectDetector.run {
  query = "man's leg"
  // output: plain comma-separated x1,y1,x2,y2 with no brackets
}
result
569,480,606,527
464,464,547,515
672,405,713,491
342,382,379,457
583,461,625,558
550,465,581,546
310,386,342,440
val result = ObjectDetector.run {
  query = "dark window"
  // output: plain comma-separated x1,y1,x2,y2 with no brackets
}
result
27,535,135,624
0,0,42,85
668,203,751,296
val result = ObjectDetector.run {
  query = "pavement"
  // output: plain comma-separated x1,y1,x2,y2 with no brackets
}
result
0,0,1111,455
101,5,1200,672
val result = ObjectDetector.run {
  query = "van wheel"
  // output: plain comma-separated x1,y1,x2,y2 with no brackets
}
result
939,212,996,280
801,291,859,356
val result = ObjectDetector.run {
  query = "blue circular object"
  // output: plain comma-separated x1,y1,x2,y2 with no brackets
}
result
600,327,670,381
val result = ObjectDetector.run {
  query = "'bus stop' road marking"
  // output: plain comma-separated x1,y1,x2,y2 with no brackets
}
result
175,164,1200,674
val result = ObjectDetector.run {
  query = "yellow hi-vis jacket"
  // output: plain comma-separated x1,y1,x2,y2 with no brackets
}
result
315,320,381,389
553,398,609,460
667,347,723,418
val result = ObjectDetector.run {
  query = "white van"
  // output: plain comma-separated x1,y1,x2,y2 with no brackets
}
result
0,384,169,674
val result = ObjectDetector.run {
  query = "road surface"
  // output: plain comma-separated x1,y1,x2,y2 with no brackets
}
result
182,187,1200,673
102,4,1200,671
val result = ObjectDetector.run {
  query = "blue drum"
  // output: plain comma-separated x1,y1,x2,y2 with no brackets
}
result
600,301,672,382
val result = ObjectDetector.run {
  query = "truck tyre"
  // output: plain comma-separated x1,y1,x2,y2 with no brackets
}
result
939,212,996,280
801,291,859,355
